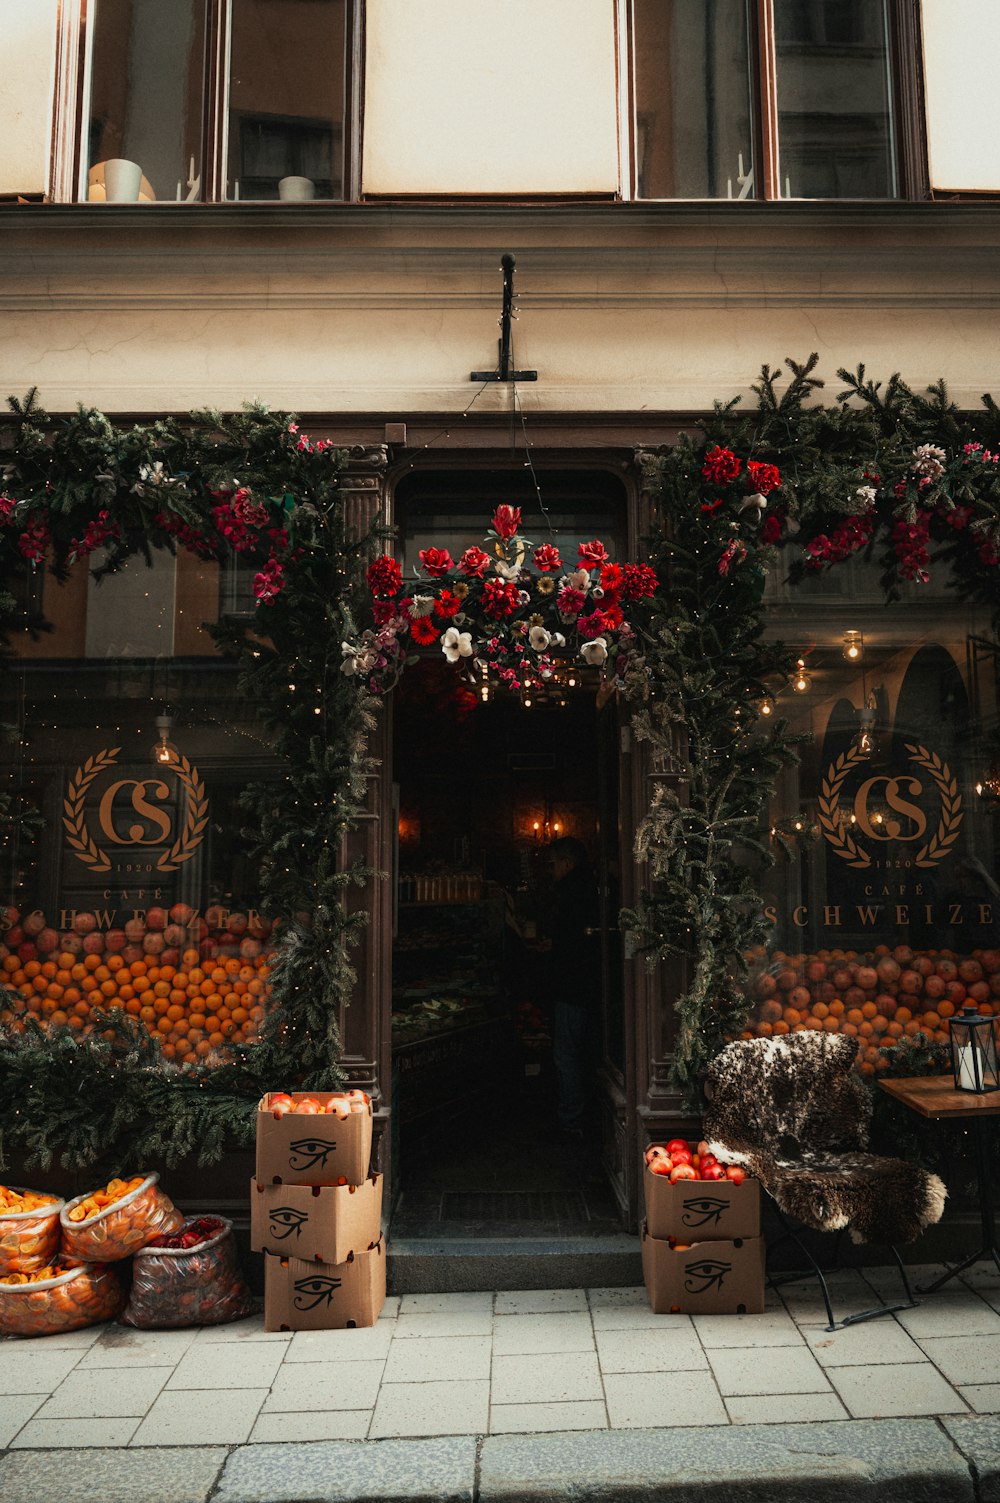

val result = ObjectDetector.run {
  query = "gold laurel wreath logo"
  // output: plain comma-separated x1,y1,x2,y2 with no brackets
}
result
62,748,120,873
817,746,874,870
903,742,963,869
62,749,208,874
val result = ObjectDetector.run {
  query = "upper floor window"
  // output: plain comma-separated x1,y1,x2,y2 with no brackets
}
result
633,0,898,200
84,0,351,203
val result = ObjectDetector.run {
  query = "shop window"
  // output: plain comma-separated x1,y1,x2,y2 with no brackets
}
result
742,585,1000,1079
83,0,349,203
633,0,898,199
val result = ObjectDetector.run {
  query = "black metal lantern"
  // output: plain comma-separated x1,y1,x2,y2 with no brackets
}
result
948,1005,1000,1094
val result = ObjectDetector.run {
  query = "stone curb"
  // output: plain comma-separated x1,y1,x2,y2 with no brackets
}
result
1,1416,997,1503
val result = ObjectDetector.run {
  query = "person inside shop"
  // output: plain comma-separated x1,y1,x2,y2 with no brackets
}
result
536,836,600,1141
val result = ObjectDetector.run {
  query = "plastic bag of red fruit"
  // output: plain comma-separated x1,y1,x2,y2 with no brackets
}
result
644,1140,746,1184
120,1215,255,1329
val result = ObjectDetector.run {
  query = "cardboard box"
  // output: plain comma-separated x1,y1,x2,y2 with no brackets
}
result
255,1094,373,1187
643,1156,760,1242
250,1173,383,1264
641,1223,765,1315
263,1238,386,1331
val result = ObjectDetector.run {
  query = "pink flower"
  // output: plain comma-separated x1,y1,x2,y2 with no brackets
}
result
18,516,50,563
459,546,491,577
557,586,586,617
533,543,562,571
491,505,521,540
577,539,609,567
718,539,747,576
0,494,16,524
367,555,403,597
701,446,741,485
253,556,285,604
418,547,454,578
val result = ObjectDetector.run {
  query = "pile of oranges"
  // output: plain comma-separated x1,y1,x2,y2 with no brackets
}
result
0,1187,58,1214
0,933,274,1067
0,1264,66,1285
744,942,1000,1075
64,1176,146,1223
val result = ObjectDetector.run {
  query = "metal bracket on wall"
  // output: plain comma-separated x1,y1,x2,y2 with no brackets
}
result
470,253,538,383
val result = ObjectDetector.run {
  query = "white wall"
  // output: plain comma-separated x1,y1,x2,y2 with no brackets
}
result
362,0,620,195
922,0,1000,191
0,0,59,196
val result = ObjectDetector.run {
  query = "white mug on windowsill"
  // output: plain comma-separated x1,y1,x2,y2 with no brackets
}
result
103,158,143,202
278,175,315,201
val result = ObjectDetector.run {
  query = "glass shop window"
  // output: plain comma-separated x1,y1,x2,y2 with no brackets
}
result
83,0,349,203
632,0,898,199
0,550,283,1069
742,576,1000,1077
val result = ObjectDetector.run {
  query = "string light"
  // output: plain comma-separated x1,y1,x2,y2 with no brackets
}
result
791,658,811,693
842,629,863,662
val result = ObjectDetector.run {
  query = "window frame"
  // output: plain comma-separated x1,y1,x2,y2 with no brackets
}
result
56,0,359,206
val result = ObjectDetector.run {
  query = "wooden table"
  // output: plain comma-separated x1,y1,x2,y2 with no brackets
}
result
879,1074,1000,1293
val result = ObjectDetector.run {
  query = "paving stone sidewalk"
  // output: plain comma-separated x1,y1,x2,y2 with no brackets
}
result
1,1263,999,1501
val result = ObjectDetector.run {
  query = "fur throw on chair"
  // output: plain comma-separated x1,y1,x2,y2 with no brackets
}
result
703,1032,947,1245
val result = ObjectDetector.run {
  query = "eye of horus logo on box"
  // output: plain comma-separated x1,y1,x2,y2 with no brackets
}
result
62,747,208,875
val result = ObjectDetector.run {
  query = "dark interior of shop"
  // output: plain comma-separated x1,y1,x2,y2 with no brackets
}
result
389,658,623,1240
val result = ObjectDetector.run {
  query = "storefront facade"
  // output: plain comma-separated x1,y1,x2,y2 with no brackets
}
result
2,1,1000,1233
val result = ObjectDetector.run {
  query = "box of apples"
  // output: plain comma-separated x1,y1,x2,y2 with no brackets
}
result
641,1223,765,1315
250,1172,383,1265
262,1237,386,1332
643,1140,760,1242
256,1091,374,1188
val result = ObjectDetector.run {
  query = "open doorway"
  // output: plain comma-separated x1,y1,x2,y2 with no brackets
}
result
387,467,630,1241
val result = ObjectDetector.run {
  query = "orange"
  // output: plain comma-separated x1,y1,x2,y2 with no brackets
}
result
153,995,170,1015
822,1016,840,1032
129,960,147,978
160,1043,176,1060
224,957,241,976
159,965,176,982
2,955,18,973
139,1005,157,1025
40,960,58,979
861,1001,877,1019
84,954,101,972
107,955,125,973
153,981,171,998
181,949,200,968
188,1011,206,1031
125,998,140,1015
166,1004,184,1023
23,961,41,979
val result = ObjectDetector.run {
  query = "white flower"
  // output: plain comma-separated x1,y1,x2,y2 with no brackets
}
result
441,627,473,663
528,626,551,652
567,569,591,592
550,632,566,647
912,443,946,480
738,493,768,520
580,636,608,667
409,594,436,618
855,485,877,512
341,641,363,676
494,560,521,581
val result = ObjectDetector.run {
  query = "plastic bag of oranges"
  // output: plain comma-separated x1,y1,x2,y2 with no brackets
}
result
0,1261,123,1338
60,1172,183,1263
0,1186,65,1276
121,1215,255,1329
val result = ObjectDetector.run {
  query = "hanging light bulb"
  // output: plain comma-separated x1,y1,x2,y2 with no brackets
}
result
791,658,811,693
150,714,180,766
851,692,878,759
842,630,864,662
758,696,775,718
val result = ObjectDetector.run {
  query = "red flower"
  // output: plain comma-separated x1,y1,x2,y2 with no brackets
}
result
578,539,609,567
557,586,586,616
18,516,50,563
621,563,658,600
718,539,747,576
434,590,462,620
599,562,624,597
491,505,522,540
578,610,608,640
409,615,441,645
602,603,624,629
746,461,782,495
458,546,491,577
533,543,563,571
418,547,454,578
367,554,403,597
482,578,520,618
701,446,741,485
372,598,398,625
760,514,783,546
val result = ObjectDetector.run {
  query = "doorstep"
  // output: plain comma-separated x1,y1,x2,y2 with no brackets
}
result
387,1233,643,1294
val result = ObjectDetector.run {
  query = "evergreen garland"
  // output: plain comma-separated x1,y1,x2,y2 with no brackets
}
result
2,357,1000,1165
0,393,383,1172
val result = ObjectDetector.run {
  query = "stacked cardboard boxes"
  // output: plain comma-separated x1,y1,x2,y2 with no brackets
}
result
252,1091,385,1330
641,1147,765,1315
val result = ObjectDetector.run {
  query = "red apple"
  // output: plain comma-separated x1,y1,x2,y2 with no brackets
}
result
81,933,104,954
22,911,46,937
725,1166,746,1185
701,1164,726,1180
665,1139,689,1155
670,1164,698,1183
145,906,167,931
73,912,97,935
35,928,59,954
